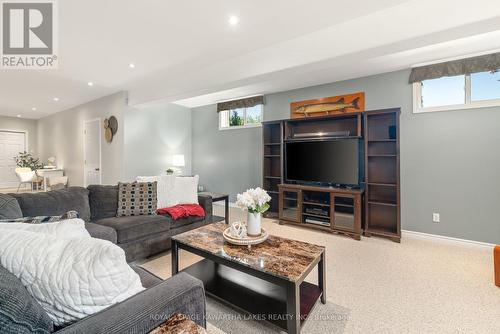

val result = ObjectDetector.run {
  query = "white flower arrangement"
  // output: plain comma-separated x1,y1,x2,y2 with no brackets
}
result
235,187,271,214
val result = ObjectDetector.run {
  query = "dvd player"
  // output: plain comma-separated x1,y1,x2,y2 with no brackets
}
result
305,218,330,227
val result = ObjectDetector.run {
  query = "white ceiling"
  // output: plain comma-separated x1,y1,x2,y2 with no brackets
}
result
1,0,500,118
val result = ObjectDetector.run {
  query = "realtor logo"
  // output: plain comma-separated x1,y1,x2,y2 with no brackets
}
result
1,0,57,69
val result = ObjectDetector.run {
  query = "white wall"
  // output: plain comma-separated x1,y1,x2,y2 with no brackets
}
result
37,92,127,186
123,103,192,180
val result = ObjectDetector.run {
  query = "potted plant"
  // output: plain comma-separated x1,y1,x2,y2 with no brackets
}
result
236,187,271,236
166,168,174,175
13,151,43,171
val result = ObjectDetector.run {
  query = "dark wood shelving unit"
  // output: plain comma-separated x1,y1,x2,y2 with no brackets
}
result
262,109,401,242
262,121,283,217
364,109,401,242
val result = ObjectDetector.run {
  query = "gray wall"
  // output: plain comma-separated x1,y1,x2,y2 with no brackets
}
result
191,69,500,244
123,103,192,180
0,115,38,156
37,92,126,186
192,105,262,202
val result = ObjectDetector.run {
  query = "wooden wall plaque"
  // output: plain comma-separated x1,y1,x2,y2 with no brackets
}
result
290,92,365,119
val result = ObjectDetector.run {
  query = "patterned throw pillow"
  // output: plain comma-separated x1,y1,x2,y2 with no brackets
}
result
0,211,79,224
117,182,157,217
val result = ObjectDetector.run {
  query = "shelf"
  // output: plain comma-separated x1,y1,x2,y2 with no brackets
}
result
368,201,397,207
301,221,332,231
303,222,331,229
284,197,298,201
264,155,281,158
264,176,281,179
264,143,281,146
285,135,361,142
302,201,330,207
367,139,396,142
267,191,279,194
303,212,330,219
368,154,396,157
366,182,397,187
334,203,354,208
366,225,398,237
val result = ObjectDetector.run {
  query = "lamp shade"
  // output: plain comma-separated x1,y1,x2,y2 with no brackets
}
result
172,154,185,167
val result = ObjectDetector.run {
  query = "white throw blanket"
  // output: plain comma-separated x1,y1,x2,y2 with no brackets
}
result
0,218,90,239
0,220,144,326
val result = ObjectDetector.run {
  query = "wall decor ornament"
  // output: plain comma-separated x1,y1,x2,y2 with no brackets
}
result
103,116,118,143
290,92,365,119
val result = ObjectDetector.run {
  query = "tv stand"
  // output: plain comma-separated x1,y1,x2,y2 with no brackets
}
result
278,183,364,240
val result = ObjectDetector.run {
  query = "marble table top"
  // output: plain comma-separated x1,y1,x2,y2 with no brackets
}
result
149,313,206,334
172,222,325,282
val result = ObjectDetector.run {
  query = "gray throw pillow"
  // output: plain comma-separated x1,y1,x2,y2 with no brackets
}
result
117,182,157,217
0,194,22,220
0,265,53,334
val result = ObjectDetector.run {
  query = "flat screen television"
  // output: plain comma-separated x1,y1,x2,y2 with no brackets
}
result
285,139,360,187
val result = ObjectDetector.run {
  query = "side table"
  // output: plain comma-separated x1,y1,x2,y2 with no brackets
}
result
198,192,229,224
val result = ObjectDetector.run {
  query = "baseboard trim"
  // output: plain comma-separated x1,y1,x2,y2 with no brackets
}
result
402,229,495,249
211,202,496,248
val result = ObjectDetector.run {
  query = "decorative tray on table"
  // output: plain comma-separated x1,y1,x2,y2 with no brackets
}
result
223,222,268,246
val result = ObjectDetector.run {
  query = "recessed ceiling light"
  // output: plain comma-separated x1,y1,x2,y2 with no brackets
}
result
87,82,94,86
53,97,59,101
17,114,21,118
31,107,37,111
228,15,239,26
129,63,135,69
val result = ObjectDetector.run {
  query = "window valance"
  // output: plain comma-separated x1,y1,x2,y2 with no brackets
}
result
217,96,264,113
409,52,500,83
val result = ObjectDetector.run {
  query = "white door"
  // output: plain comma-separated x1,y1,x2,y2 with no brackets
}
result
0,131,26,188
84,119,101,186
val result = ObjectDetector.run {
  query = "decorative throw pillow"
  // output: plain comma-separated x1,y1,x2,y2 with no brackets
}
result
136,175,178,209
117,182,157,217
0,265,54,334
0,211,79,224
174,175,199,204
0,193,23,219
0,228,144,326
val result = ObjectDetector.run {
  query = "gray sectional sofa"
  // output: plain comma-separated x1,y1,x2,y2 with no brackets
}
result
0,186,211,333
7,185,213,262
0,262,206,334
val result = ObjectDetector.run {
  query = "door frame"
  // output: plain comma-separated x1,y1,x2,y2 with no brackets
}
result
83,118,102,187
0,129,28,188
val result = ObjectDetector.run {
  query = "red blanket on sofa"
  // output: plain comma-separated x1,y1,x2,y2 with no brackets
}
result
157,204,205,220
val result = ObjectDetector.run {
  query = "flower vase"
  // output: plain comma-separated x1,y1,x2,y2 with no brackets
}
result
247,212,262,236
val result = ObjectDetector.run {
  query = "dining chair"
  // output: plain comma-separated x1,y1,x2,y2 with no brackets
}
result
14,167,36,192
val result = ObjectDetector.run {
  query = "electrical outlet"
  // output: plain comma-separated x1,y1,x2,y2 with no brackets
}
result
433,213,440,223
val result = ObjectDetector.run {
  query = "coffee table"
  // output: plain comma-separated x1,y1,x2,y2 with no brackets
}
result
171,222,326,334
149,313,207,334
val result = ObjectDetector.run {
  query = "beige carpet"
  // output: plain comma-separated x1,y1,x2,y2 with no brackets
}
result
141,206,500,334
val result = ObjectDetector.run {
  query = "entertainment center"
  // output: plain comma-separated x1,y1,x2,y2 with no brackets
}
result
262,108,400,242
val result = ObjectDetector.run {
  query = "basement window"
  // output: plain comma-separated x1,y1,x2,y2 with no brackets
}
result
413,70,500,113
219,104,263,130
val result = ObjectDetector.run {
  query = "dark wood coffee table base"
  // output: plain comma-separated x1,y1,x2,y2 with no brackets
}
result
172,240,326,334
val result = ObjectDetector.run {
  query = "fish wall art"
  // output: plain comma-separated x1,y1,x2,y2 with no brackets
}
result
290,92,365,119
